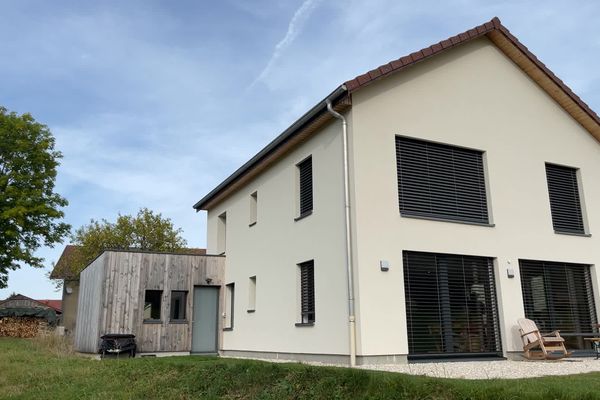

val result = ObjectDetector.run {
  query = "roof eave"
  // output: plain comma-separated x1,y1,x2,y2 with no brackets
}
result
193,84,348,211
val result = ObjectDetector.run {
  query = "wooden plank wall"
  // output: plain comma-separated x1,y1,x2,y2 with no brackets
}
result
98,251,225,353
74,253,107,353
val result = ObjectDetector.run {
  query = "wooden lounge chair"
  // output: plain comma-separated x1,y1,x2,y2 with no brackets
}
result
517,318,572,360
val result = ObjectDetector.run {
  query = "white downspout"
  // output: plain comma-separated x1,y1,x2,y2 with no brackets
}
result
326,97,356,367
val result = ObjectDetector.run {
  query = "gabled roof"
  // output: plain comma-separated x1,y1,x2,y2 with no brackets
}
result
193,17,600,211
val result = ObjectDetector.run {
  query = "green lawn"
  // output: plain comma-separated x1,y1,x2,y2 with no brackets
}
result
2,338,600,399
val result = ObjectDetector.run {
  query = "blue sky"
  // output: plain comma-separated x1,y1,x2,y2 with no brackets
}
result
1,0,599,299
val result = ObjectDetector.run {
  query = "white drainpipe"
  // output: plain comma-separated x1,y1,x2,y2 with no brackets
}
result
326,97,357,367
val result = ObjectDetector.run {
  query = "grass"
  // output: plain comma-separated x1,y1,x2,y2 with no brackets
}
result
2,338,600,399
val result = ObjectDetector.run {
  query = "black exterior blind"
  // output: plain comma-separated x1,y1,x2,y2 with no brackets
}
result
403,251,502,358
298,157,313,216
299,260,315,323
545,164,585,234
520,260,597,350
396,137,489,224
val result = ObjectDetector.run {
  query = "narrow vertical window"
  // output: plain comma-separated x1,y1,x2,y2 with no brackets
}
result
297,261,315,324
143,290,162,322
169,291,187,321
224,283,235,329
249,192,258,226
217,212,227,254
545,163,586,234
248,276,256,312
296,156,313,219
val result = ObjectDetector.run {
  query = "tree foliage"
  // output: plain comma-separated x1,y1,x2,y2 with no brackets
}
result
0,107,70,288
61,208,187,278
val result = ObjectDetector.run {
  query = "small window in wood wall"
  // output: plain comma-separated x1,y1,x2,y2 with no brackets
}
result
169,291,187,321
249,192,258,227
143,290,162,322
248,276,256,312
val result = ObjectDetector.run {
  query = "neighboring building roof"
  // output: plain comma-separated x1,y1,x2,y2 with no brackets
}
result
36,300,62,313
50,244,83,280
193,17,600,212
50,245,206,279
0,294,62,314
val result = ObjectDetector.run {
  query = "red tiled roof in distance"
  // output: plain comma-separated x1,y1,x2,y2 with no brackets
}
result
36,300,62,313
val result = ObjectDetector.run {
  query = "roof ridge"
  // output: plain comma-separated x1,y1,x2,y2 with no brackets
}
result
345,17,498,91
344,17,600,127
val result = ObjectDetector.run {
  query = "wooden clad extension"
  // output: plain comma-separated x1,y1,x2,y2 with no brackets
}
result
74,250,225,354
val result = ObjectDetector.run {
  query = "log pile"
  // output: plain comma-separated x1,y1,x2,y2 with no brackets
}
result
0,317,49,338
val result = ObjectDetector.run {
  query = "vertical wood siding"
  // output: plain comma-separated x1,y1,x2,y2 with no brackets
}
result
78,251,225,353
74,253,107,353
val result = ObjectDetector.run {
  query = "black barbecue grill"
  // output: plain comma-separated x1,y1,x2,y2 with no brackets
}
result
99,334,137,358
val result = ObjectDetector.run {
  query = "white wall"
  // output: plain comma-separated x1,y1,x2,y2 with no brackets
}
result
206,120,351,356
349,37,600,356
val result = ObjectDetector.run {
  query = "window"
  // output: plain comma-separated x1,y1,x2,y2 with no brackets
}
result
396,136,489,224
403,251,502,358
144,290,162,321
224,283,234,329
296,156,313,219
248,276,256,312
545,163,585,234
170,291,187,321
520,260,597,350
249,192,258,226
298,261,315,324
217,212,227,254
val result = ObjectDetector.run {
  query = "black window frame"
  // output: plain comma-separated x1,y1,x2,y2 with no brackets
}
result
403,251,502,359
143,290,162,322
169,290,187,322
545,163,586,235
519,259,597,351
296,156,313,220
297,260,315,325
396,136,490,225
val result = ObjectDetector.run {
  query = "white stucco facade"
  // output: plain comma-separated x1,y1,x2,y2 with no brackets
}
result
205,36,600,363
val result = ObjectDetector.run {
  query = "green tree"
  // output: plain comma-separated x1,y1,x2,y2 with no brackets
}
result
0,107,70,288
58,208,187,278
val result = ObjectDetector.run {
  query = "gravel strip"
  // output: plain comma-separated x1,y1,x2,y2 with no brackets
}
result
356,359,600,379
224,355,600,380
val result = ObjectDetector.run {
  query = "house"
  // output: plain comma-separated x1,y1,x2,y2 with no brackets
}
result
193,17,600,365
0,294,62,337
74,249,224,354
50,245,83,335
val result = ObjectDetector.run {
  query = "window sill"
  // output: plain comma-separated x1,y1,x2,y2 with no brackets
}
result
143,320,162,324
554,231,592,237
295,322,315,327
169,320,188,324
223,327,233,331
400,213,494,227
294,211,313,222
247,309,255,313
249,221,257,227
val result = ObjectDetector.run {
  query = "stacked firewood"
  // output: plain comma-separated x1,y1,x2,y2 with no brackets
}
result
0,317,49,338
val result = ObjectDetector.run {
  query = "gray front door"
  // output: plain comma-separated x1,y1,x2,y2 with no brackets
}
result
192,286,219,353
